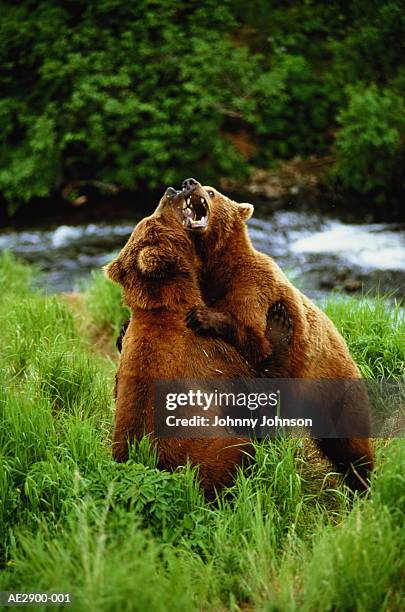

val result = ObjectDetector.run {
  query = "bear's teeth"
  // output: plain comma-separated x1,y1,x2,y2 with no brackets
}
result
201,198,205,204
190,217,207,227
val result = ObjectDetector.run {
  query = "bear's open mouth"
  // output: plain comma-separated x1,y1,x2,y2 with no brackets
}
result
181,193,209,230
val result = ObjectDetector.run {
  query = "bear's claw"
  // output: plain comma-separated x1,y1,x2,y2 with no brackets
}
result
260,301,293,375
185,306,218,336
116,319,130,353
266,301,293,347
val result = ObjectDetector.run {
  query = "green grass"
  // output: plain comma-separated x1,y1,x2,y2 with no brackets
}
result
323,295,404,379
84,270,130,338
0,252,404,611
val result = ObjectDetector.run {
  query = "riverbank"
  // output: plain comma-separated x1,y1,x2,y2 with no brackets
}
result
1,154,404,231
1,207,403,298
0,253,404,610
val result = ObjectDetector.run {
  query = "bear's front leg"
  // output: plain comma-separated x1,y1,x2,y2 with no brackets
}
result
185,306,233,338
185,305,271,368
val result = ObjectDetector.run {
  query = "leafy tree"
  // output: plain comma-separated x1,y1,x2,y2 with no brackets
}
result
0,0,404,212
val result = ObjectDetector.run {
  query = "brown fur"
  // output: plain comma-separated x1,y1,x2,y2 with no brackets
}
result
105,195,260,496
185,183,374,492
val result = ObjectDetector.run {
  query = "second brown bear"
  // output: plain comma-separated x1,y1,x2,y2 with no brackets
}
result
180,178,373,492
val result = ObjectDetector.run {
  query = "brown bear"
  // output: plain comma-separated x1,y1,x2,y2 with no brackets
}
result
179,178,373,492
105,188,293,496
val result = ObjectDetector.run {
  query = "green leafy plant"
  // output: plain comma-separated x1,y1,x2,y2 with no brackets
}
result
335,84,405,200
1,1,404,212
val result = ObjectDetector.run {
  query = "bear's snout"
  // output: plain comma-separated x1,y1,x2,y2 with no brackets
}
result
182,177,200,194
165,186,180,198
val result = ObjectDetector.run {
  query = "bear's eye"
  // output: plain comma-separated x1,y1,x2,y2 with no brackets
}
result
208,190,215,198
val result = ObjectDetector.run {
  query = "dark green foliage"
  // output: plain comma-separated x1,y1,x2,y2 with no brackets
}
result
335,84,405,200
0,0,251,206
0,1,403,211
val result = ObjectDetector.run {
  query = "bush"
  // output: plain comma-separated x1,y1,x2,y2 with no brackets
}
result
0,1,253,207
335,84,405,201
0,1,404,211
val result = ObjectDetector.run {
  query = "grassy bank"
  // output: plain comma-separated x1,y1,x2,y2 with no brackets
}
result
0,253,404,611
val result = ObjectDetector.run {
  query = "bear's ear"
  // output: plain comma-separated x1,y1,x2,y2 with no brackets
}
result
138,245,176,277
237,202,254,221
104,257,126,285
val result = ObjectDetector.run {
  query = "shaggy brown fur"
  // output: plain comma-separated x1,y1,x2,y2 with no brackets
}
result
105,191,292,496
181,179,373,492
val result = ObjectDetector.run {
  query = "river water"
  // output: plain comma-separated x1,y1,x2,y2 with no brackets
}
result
0,210,404,300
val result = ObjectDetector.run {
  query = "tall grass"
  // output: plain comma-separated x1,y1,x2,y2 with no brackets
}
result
323,295,404,379
0,252,403,611
84,270,129,338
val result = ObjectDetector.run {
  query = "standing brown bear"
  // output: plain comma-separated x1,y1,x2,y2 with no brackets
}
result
105,188,292,496
180,178,373,492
